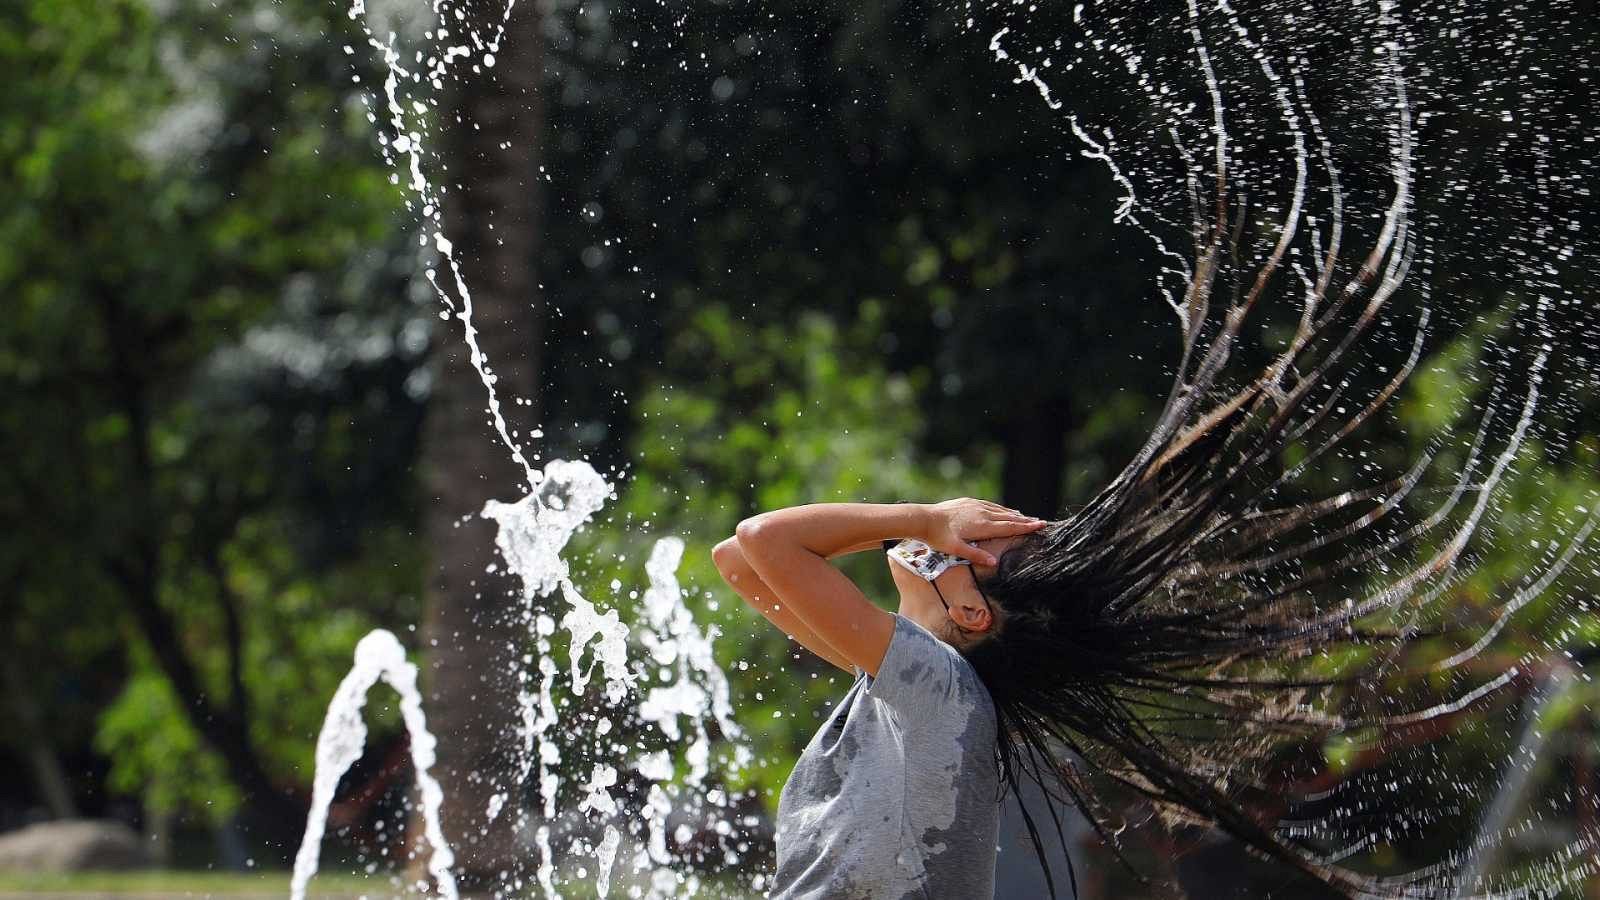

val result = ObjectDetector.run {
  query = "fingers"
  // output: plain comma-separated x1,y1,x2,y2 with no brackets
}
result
961,518,1047,550
939,500,1048,555
980,518,1036,533
955,498,1046,524
988,511,1047,529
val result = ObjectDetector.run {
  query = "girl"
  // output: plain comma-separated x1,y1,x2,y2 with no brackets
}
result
714,498,1047,899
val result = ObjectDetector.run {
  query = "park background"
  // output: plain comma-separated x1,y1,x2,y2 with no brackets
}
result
3,0,1599,896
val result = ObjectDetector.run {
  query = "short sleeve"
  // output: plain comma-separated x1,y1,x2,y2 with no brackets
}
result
865,614,972,720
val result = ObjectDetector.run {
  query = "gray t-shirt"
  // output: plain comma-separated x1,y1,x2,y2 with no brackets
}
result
771,613,1001,900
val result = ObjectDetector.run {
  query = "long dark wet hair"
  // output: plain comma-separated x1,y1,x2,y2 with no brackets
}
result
950,94,1589,900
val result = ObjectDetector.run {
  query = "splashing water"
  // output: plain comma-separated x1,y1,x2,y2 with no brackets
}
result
291,630,455,900
293,1,754,896
477,460,750,894
294,381,750,894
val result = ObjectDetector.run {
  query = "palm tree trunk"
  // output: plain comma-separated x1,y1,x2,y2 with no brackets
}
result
999,399,1069,516
415,0,546,888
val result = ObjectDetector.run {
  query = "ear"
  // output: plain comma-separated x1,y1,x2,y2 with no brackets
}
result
950,598,994,634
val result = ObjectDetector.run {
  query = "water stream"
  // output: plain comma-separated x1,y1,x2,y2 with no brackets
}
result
291,630,456,900
291,2,754,894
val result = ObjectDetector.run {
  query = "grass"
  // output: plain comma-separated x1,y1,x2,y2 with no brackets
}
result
0,867,764,897
0,869,387,896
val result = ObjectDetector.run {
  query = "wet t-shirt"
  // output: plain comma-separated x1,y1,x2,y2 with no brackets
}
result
771,614,1001,900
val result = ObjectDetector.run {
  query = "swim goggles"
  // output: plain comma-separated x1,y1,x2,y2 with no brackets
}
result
882,538,994,632
882,538,971,580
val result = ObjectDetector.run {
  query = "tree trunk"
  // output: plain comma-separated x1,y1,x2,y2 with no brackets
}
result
998,400,1069,517
2,655,78,819
415,0,546,889
97,293,305,855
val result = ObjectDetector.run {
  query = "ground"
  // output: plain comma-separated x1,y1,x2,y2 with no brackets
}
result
0,870,379,899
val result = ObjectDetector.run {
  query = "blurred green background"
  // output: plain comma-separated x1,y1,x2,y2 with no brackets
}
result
3,0,1598,896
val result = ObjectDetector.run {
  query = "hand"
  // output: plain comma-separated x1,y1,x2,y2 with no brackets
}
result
920,498,1047,565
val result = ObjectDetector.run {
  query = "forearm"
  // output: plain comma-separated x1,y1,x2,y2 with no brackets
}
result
827,539,893,560
729,503,916,675
712,537,855,673
735,502,929,559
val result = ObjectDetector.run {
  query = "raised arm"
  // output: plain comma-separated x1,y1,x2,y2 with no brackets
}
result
719,503,928,676
712,522,902,674
712,537,860,673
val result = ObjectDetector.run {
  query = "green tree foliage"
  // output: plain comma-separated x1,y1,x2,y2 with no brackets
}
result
0,0,421,834
532,0,1168,512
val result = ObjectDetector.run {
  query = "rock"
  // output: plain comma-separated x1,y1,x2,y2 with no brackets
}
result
0,819,148,872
